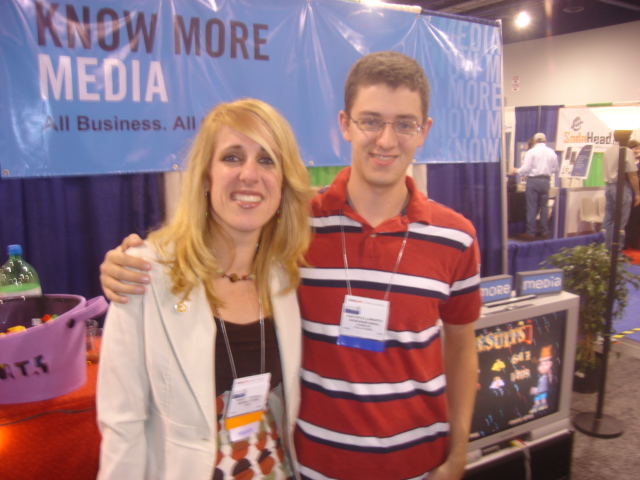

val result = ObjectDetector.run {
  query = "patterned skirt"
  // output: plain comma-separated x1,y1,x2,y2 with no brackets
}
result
212,390,294,479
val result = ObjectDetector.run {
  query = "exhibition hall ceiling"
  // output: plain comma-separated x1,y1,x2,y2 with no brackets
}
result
390,0,640,44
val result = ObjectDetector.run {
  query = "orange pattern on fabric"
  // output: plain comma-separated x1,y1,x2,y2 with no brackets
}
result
213,391,292,479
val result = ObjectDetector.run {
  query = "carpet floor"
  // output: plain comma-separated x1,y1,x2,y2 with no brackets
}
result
613,261,640,342
570,351,640,479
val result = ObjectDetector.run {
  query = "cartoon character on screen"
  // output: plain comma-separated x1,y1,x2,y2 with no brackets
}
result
529,345,553,413
489,375,505,394
488,359,506,397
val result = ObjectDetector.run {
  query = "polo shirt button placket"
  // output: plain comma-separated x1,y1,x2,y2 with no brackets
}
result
363,229,379,260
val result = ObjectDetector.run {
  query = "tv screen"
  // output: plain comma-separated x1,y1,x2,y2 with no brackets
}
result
466,292,579,462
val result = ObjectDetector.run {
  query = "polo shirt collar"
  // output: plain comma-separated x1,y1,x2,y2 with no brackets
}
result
320,167,434,227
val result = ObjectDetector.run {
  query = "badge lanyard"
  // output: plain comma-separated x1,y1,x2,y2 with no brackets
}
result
340,212,409,300
338,213,409,351
215,299,270,441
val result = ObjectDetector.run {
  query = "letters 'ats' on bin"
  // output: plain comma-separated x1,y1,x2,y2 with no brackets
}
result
0,294,108,404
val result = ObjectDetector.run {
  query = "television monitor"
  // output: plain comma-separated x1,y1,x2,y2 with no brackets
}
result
466,291,579,464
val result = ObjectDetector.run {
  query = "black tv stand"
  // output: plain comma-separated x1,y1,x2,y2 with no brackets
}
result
464,429,573,480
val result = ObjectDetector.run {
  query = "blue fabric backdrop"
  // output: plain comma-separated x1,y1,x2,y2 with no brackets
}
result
427,162,502,277
515,105,563,156
0,174,163,302
507,232,605,276
0,0,501,176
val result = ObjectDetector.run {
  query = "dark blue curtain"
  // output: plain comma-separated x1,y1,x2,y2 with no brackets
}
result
427,163,502,277
514,105,563,165
0,174,164,302
507,232,604,276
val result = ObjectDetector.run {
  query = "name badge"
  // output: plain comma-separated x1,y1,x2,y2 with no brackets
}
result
224,372,271,442
337,295,389,352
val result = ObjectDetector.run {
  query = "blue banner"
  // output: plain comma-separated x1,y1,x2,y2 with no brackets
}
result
0,0,502,177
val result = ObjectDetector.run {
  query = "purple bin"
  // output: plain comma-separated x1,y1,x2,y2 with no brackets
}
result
0,294,108,404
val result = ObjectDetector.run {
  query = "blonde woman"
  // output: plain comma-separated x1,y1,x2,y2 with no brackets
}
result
97,99,312,480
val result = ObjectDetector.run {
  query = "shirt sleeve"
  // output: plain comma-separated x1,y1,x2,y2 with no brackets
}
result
518,150,534,176
96,283,150,479
439,237,482,325
625,147,638,173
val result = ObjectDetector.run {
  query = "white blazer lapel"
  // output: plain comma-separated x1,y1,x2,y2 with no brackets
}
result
269,268,302,432
150,276,216,431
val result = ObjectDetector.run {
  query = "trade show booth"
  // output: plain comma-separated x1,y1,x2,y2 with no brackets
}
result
1,1,638,479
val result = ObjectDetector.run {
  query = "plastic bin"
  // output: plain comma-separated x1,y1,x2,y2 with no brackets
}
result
0,294,107,404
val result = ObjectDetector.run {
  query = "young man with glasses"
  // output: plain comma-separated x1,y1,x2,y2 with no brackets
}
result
295,51,481,480
100,51,481,480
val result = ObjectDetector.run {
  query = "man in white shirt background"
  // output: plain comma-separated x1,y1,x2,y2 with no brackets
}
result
511,132,559,240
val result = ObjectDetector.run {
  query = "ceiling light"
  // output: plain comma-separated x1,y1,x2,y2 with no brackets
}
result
515,11,531,28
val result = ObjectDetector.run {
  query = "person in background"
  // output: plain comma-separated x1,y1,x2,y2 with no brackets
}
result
601,138,640,251
624,139,640,250
511,132,559,240
97,98,313,480
100,51,482,480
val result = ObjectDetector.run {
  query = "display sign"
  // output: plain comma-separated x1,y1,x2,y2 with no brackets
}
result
559,144,594,179
0,0,502,177
515,269,564,297
480,274,513,303
555,107,640,155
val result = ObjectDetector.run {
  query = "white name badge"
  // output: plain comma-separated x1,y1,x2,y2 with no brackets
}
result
224,372,271,442
337,295,389,352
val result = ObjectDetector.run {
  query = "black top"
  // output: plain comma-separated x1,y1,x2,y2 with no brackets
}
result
213,316,282,397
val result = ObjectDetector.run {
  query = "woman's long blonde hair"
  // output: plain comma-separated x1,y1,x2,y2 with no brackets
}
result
148,98,313,313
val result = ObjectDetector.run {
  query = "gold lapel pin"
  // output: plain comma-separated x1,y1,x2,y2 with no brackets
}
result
174,301,189,313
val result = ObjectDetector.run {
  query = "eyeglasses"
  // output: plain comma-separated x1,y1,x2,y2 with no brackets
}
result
349,116,424,135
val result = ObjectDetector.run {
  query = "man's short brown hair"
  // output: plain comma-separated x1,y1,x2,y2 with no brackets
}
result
628,139,639,149
343,51,430,122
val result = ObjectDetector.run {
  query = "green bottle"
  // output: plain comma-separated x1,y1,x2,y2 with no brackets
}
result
0,244,42,298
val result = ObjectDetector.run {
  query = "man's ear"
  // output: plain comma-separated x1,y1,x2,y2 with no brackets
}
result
416,117,433,148
338,110,352,142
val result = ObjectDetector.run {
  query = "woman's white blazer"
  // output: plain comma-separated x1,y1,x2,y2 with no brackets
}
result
96,244,301,480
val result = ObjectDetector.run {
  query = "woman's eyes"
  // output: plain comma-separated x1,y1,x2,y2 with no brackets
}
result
259,156,275,166
221,155,275,166
222,155,240,163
